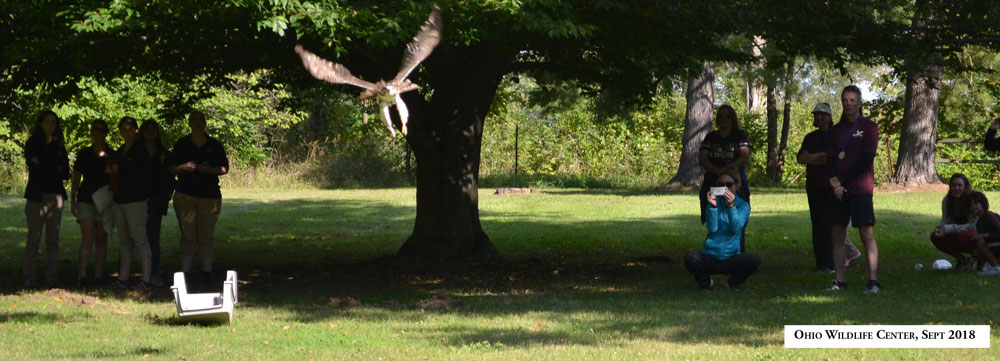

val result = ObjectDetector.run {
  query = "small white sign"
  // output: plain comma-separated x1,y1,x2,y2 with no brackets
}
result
784,325,990,348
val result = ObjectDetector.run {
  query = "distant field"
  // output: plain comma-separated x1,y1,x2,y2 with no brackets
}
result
0,188,997,360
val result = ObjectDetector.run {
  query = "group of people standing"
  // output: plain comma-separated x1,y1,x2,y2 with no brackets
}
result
21,110,229,290
684,85,884,293
684,84,1000,293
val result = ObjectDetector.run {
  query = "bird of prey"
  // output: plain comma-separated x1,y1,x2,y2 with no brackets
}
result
294,6,442,137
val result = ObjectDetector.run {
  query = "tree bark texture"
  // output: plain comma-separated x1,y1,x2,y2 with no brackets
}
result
765,81,780,182
894,62,944,185
668,62,715,187
776,60,795,183
396,45,511,263
744,36,766,113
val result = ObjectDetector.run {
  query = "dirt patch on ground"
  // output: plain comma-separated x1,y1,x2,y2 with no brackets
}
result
17,288,102,307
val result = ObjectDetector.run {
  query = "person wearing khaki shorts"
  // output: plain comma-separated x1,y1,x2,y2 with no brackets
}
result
22,110,70,289
167,111,230,286
71,119,113,287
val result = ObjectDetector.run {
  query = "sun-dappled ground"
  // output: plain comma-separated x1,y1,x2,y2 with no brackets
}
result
1,188,998,360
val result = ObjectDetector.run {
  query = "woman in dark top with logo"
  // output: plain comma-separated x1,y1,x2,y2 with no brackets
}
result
70,119,113,287
699,105,751,250
167,111,230,286
140,119,175,287
23,110,70,288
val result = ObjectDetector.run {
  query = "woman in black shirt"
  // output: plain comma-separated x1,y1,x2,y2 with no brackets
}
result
23,110,70,288
70,119,112,287
140,119,175,287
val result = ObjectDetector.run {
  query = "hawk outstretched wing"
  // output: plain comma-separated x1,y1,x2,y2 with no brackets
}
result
295,45,378,91
392,5,442,85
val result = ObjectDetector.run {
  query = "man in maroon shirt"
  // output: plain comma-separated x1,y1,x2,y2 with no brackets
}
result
825,85,881,293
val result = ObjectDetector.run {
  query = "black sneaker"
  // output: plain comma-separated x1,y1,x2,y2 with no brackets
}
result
150,274,165,288
700,278,714,292
815,267,836,274
825,280,848,291
108,278,129,289
863,280,882,294
129,281,152,291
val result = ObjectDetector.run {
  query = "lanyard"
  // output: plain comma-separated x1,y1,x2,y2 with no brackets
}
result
840,113,862,153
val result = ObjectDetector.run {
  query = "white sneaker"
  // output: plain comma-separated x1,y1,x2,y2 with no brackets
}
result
977,266,1000,276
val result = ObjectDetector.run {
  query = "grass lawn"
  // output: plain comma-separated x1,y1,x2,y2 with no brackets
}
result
0,187,997,360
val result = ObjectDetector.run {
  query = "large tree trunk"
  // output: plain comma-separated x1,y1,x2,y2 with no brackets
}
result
764,79,780,181
744,36,766,113
894,62,944,185
668,62,715,187
396,45,510,264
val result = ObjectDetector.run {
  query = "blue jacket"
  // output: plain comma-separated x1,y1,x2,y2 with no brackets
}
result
702,195,750,260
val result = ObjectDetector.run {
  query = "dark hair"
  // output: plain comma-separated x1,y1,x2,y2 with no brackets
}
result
969,191,990,212
842,85,863,100
946,173,973,221
718,168,747,201
189,110,206,122
716,104,740,130
28,110,64,145
841,85,864,120
139,119,166,154
118,116,138,130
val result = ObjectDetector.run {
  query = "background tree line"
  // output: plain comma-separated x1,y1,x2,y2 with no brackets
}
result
4,0,1000,263
4,53,1000,193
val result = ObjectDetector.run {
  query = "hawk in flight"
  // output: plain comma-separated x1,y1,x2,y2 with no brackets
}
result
295,6,442,137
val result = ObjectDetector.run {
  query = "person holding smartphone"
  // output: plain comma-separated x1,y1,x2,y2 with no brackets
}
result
683,169,760,291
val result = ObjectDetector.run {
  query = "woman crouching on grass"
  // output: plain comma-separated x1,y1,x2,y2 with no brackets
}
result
930,173,979,272
966,192,1000,275
683,169,760,291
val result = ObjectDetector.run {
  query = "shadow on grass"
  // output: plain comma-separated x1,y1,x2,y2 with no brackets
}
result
63,347,163,359
1,192,990,349
0,311,63,324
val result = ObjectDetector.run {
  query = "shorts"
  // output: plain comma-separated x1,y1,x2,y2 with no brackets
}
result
76,201,101,221
832,194,875,227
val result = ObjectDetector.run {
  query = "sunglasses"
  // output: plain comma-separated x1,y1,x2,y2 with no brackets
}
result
717,181,735,188
91,127,109,132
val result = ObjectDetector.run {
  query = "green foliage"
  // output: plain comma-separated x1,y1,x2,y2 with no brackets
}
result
194,70,308,166
481,78,684,188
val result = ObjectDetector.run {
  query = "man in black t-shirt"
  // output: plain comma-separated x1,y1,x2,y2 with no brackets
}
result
797,103,860,274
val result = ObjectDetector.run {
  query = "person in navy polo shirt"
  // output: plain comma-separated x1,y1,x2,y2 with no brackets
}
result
166,110,230,286
797,103,860,274
825,85,881,294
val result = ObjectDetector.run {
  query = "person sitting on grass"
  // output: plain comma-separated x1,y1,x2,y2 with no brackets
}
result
930,173,979,272
683,169,760,291
966,192,1000,275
